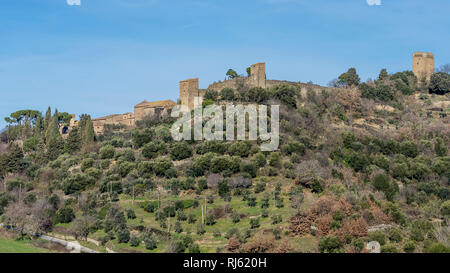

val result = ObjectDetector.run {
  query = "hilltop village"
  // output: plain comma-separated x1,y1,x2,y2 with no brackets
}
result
60,52,436,137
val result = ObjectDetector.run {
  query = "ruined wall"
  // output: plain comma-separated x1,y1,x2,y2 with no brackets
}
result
413,52,434,83
180,78,199,110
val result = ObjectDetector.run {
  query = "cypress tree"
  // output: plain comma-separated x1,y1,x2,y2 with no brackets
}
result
65,126,81,154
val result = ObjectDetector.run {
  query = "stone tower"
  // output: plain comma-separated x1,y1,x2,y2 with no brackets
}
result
180,78,199,110
413,52,434,83
248,62,266,88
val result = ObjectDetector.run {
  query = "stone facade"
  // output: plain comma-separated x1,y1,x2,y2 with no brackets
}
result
413,52,434,83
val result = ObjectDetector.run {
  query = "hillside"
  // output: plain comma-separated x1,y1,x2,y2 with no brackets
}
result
0,68,449,253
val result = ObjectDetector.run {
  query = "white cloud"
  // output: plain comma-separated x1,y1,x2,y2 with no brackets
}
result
67,0,81,6
366,0,381,6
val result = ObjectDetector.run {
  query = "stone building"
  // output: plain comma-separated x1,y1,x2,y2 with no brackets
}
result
91,100,176,135
180,62,267,110
134,100,177,121
92,113,135,135
413,52,434,83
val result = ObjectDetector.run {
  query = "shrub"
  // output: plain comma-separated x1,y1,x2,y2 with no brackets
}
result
403,241,416,253
144,234,157,250
169,142,193,161
126,209,136,219
130,235,140,247
368,231,386,245
429,72,450,95
399,141,418,158
250,218,260,229
318,236,343,253
271,84,298,108
99,145,115,159
389,228,403,243
381,243,398,253
352,238,364,252
153,158,174,177
440,200,450,217
117,228,130,243
425,242,450,253
55,206,75,223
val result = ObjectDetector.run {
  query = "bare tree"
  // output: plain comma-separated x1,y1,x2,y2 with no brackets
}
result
437,64,450,73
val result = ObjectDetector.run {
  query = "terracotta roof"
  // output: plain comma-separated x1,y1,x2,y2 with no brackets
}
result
134,99,177,108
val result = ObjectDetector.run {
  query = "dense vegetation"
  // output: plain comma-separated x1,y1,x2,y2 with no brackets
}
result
0,68,449,253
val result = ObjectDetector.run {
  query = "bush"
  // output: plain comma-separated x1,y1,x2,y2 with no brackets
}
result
380,243,398,253
389,228,403,243
55,206,75,223
117,228,130,243
429,72,450,95
399,141,418,158
144,234,157,250
318,236,343,253
440,200,450,217
372,173,397,201
130,235,140,247
368,231,386,245
425,242,450,253
352,238,364,252
169,142,193,161
126,209,136,219
403,240,416,253
153,158,174,177
250,218,260,229
271,84,298,108
99,145,115,159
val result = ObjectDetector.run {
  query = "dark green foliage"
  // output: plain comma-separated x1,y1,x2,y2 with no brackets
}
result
63,173,96,195
368,231,386,245
338,68,360,87
220,88,236,101
55,205,75,224
245,87,269,103
429,72,450,95
380,244,398,253
130,235,140,247
169,141,193,160
250,218,260,229
318,236,343,253
117,228,130,243
153,158,174,177
434,138,448,157
271,84,298,108
132,129,154,148
399,141,418,158
372,173,398,201
126,209,136,219
99,145,115,159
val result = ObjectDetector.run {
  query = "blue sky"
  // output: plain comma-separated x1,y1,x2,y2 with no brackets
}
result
0,0,449,128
